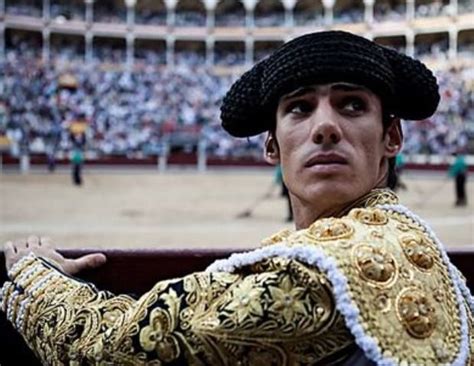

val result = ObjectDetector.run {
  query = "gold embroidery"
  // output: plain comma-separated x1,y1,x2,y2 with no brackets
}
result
399,233,435,271
291,204,466,365
306,218,354,241
140,306,181,362
353,244,398,286
2,189,471,365
396,288,437,339
338,188,398,216
374,293,392,313
350,208,388,225
431,338,451,362
261,229,292,246
224,276,265,324
192,261,353,365
267,275,307,323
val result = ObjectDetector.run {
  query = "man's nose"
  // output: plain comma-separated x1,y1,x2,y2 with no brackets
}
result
310,103,342,145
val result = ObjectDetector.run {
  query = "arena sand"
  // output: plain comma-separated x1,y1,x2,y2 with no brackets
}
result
1,168,473,250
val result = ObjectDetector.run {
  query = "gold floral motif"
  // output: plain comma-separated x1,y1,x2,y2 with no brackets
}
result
261,229,292,246
390,211,425,232
400,267,414,281
350,208,388,225
102,309,122,327
353,244,397,286
306,218,354,241
224,277,265,324
338,188,399,216
192,261,351,364
139,290,182,362
432,288,444,302
4,189,471,366
370,230,384,239
396,223,410,232
361,189,399,207
268,275,307,323
374,293,391,313
396,288,437,339
338,240,353,249
431,338,451,362
399,233,435,271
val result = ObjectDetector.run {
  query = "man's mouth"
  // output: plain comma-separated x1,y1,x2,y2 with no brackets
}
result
304,153,349,168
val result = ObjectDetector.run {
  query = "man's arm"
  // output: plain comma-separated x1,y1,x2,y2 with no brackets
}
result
2,245,351,364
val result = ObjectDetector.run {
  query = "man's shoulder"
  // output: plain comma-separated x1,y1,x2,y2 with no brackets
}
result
255,206,471,365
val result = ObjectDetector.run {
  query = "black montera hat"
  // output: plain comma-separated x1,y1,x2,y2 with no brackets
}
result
221,31,440,137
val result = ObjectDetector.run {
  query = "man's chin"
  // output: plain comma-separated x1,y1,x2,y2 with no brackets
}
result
305,182,360,204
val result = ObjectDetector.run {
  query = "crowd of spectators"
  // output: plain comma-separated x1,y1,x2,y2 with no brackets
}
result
214,50,246,66
334,8,364,24
215,11,246,27
5,1,42,17
2,0,474,160
0,45,472,161
374,2,406,22
0,49,236,159
294,11,324,26
135,10,167,26
50,2,84,22
416,39,449,59
459,0,474,13
402,61,473,155
175,11,207,27
6,0,473,27
415,1,450,17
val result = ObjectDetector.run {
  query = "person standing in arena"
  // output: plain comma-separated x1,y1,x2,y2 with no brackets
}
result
70,130,86,186
449,151,468,206
274,164,293,221
2,31,473,365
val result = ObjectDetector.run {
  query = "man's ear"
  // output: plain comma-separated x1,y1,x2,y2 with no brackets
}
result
384,118,403,158
264,133,280,165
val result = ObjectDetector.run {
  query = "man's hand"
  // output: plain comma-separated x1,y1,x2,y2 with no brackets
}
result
4,236,106,275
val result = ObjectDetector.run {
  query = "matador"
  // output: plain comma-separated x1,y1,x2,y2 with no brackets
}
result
2,31,473,365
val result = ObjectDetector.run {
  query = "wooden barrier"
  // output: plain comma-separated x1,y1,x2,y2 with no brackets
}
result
0,248,473,365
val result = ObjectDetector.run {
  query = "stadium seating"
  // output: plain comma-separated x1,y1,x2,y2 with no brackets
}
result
1,0,473,160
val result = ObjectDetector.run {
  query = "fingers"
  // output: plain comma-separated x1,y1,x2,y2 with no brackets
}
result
4,241,17,272
66,253,107,275
13,238,26,252
12,236,39,252
26,235,40,248
4,236,55,272
4,236,105,276
39,237,53,249
4,241,16,256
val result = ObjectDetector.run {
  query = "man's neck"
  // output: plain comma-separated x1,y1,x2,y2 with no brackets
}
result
291,188,397,230
292,200,349,230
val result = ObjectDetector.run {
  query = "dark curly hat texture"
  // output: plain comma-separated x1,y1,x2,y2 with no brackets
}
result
221,30,440,137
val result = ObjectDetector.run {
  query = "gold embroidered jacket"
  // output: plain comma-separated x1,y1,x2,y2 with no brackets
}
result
1,190,473,365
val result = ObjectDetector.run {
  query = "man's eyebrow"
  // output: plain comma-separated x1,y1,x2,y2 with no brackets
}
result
280,86,317,101
330,83,370,92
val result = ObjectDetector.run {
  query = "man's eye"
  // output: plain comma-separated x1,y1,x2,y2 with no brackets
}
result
341,97,366,113
286,101,313,115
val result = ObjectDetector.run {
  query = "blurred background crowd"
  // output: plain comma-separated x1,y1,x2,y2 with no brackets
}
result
0,0,473,161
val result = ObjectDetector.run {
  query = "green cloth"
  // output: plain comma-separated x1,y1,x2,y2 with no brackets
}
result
71,150,84,164
395,154,405,169
274,165,283,184
449,155,467,177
